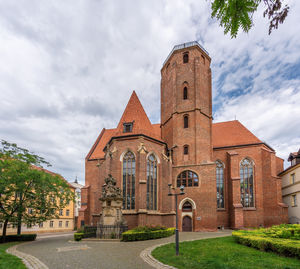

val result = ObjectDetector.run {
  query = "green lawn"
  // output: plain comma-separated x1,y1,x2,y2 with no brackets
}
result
152,236,300,269
0,242,26,269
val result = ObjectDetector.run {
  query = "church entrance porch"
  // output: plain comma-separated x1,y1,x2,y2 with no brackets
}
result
179,199,195,231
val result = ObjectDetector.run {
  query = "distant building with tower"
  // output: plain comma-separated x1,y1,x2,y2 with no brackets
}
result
69,177,84,228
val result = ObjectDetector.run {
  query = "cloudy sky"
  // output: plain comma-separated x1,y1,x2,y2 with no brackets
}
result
0,0,299,184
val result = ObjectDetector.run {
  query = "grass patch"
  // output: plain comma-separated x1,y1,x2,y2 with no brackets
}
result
152,236,300,269
0,242,26,269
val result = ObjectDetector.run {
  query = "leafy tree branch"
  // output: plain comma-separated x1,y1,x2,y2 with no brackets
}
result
211,0,289,38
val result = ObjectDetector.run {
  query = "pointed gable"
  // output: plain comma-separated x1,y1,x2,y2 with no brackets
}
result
115,91,153,135
87,91,161,160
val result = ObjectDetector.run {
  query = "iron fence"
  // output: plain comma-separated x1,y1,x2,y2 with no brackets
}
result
97,224,128,239
83,226,97,238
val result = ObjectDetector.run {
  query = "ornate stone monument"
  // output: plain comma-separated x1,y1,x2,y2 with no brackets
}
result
96,174,127,238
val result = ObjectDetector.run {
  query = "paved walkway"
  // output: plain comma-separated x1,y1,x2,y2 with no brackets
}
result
13,230,232,269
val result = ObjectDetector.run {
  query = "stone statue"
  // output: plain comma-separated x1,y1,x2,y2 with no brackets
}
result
100,174,122,200
97,175,127,238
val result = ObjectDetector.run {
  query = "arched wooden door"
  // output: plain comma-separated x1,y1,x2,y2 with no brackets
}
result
182,216,192,231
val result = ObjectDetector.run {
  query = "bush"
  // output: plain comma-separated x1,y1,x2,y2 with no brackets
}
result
233,230,300,258
236,224,300,240
121,227,175,242
74,233,84,241
131,225,167,232
0,234,37,243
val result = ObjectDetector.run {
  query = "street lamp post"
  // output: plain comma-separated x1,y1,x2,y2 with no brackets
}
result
168,183,185,256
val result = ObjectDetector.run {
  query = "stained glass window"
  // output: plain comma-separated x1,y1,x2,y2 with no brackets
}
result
122,151,135,210
177,170,198,187
216,161,224,209
240,158,254,207
147,154,157,210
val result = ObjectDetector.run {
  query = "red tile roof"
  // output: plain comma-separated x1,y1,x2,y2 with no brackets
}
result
113,91,161,139
87,94,265,160
212,120,262,148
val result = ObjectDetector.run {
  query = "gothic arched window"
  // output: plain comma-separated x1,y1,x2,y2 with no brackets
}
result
183,87,188,99
184,115,189,128
216,161,225,209
122,151,135,209
147,154,157,210
183,52,189,63
240,158,254,207
182,201,193,212
177,170,199,187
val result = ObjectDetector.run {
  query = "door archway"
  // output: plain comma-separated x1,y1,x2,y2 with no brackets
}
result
182,215,192,231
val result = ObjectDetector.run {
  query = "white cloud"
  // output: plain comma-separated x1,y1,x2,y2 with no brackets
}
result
0,0,299,182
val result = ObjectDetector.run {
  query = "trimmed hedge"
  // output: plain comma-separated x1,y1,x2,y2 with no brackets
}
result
0,234,37,243
233,231,300,258
74,233,84,241
235,224,300,240
121,227,175,241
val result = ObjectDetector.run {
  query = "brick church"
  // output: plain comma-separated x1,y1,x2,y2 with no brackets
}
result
78,41,288,231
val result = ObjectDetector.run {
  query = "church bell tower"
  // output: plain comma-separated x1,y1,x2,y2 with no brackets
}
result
161,41,213,165
160,41,217,231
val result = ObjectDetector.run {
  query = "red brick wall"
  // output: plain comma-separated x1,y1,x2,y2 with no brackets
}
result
80,44,287,231
213,144,288,228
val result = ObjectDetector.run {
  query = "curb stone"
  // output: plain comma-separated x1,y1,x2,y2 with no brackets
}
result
140,243,177,269
6,243,48,269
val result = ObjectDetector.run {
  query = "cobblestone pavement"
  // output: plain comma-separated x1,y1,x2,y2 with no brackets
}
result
15,230,232,269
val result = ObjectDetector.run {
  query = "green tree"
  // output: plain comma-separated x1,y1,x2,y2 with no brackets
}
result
0,140,74,241
211,0,289,38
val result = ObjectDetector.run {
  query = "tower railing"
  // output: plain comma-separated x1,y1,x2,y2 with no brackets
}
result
163,41,209,67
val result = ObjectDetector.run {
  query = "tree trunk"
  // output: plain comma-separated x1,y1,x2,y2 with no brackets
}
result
2,219,9,243
17,211,22,235
17,197,23,235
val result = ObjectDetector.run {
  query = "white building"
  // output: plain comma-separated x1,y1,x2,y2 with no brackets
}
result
279,149,300,224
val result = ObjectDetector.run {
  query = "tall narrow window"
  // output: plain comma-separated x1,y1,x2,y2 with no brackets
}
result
183,87,188,99
184,115,189,128
183,145,189,155
147,154,157,210
216,161,225,209
177,170,199,187
122,151,136,210
183,52,189,63
240,158,254,207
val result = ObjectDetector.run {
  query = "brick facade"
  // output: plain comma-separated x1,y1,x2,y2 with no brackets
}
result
78,41,288,231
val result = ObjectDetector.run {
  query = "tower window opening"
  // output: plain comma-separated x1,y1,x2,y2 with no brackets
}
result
183,87,188,99
184,115,189,128
184,145,189,155
183,53,189,63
